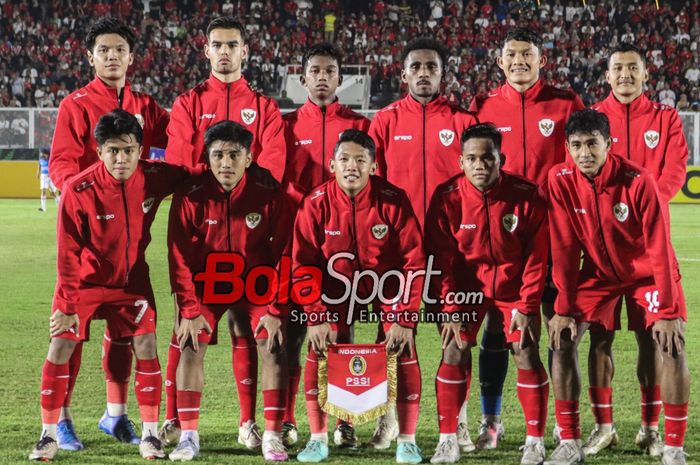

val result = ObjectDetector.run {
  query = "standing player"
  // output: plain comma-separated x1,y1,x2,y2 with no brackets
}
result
37,149,60,211
29,110,187,461
293,130,424,464
167,121,292,462
49,17,170,450
583,43,689,457
425,124,549,465
161,16,286,449
368,37,478,451
281,42,370,447
546,109,689,465
468,27,584,449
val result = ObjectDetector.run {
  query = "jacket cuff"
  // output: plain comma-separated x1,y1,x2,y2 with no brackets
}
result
554,292,577,316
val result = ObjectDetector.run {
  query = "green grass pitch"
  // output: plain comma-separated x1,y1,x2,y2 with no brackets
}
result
0,199,697,464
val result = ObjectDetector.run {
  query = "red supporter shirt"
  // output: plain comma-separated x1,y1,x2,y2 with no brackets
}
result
168,171,293,319
425,172,548,314
283,98,370,194
368,94,479,226
469,79,584,188
548,154,680,320
166,74,286,181
50,76,170,190
54,160,189,315
591,92,688,203
293,177,425,327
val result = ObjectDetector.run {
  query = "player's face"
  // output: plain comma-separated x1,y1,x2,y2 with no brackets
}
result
566,131,611,178
208,140,252,191
402,49,443,101
498,40,546,89
606,51,648,101
460,137,501,191
330,141,377,197
87,33,134,82
97,134,141,182
302,55,341,103
205,28,248,77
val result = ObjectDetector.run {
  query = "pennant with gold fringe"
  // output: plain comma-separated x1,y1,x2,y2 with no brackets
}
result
317,344,397,424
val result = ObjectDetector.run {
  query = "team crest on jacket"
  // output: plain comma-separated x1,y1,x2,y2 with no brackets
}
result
142,197,155,213
134,114,145,128
241,108,257,125
613,203,629,222
539,119,555,137
246,212,262,229
644,130,660,149
372,224,388,239
502,213,518,232
349,356,367,375
439,129,455,146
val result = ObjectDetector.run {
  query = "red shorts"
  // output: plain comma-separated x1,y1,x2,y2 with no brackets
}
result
52,286,157,342
455,302,541,345
187,304,270,345
573,277,687,331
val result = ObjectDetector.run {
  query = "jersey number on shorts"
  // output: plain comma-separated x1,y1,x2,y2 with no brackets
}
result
134,300,149,324
644,290,660,313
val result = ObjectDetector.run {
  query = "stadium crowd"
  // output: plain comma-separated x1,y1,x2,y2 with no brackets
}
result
1,0,699,110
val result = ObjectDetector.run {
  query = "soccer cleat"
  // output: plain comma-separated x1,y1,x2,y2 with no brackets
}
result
333,422,358,448
281,422,298,447
520,440,546,465
296,440,329,462
635,427,664,457
158,420,182,447
396,442,423,464
56,419,84,451
38,208,46,212
139,435,165,460
169,437,200,461
475,419,505,450
238,420,262,449
456,422,475,453
366,416,399,449
543,440,584,465
582,426,618,455
98,410,141,444
262,435,289,461
29,436,58,461
662,447,688,465
430,438,460,464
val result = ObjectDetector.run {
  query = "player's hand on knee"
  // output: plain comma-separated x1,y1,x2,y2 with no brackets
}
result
50,309,79,338
255,314,285,353
652,318,685,356
510,310,539,349
308,322,333,354
177,315,212,352
547,314,577,351
439,321,463,350
382,324,415,358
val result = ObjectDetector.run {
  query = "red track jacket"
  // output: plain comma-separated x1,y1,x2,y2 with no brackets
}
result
54,160,188,314
592,92,688,203
293,176,425,327
283,98,370,194
470,79,584,188
425,172,548,314
168,171,293,318
50,76,170,190
166,74,286,181
368,94,479,225
548,154,680,320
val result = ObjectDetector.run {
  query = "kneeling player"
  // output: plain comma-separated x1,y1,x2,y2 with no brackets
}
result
546,109,689,465
293,130,424,464
30,110,188,461
167,121,292,461
425,124,549,465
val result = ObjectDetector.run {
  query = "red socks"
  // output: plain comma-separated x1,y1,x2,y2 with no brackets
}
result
41,360,69,424
555,400,580,440
517,366,549,436
177,390,202,431
304,349,327,434
397,354,421,435
135,358,162,423
436,361,470,433
232,337,258,426
64,342,83,408
663,402,688,447
284,366,302,424
165,333,181,423
589,386,613,425
103,336,132,407
263,389,286,432
641,384,661,427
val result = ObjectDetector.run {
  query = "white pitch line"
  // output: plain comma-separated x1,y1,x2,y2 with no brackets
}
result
679,258,700,262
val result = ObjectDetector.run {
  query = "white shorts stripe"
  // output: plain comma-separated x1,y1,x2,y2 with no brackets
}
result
399,360,418,366
103,334,132,346
135,370,162,375
263,407,285,411
436,376,468,384
665,416,688,421
516,381,549,388
641,401,663,406
169,343,180,349
591,403,612,408
306,357,318,363
559,411,580,415
233,345,254,349
177,408,200,412
56,375,70,379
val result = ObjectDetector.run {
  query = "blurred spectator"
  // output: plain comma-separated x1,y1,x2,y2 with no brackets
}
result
276,89,295,109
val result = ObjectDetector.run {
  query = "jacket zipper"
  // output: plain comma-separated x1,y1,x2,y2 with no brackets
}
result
626,104,631,159
589,180,621,281
350,197,367,299
120,183,131,285
118,86,124,108
483,192,498,298
226,192,232,251
321,106,327,182
226,83,231,120
422,104,427,219
521,93,527,178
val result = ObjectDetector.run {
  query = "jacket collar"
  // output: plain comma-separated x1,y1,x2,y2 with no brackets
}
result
574,151,620,192
500,79,544,105
206,73,250,92
87,75,131,100
300,98,343,118
95,160,142,189
460,170,505,199
601,91,653,117
206,169,249,200
329,174,373,209
401,93,450,114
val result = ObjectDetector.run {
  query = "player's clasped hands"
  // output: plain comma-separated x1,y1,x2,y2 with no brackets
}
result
307,322,336,354
652,318,685,356
176,315,212,352
49,309,79,338
509,310,540,349
254,314,285,353
547,313,578,350
382,324,415,358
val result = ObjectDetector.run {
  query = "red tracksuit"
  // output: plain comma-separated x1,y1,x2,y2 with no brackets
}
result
283,98,370,194
50,76,170,190
368,94,479,225
469,79,584,188
166,74,286,181
592,92,688,203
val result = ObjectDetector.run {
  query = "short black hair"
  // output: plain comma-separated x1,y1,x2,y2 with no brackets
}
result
565,109,611,140
333,129,376,161
503,27,542,52
302,42,343,73
460,123,502,153
400,37,448,70
94,109,143,145
204,121,253,157
206,16,246,43
86,17,136,52
608,43,646,67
